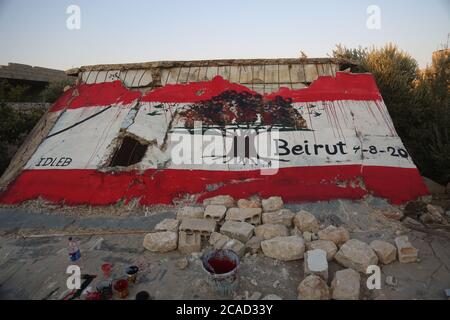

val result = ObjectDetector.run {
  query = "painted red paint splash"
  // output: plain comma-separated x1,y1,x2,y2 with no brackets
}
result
142,72,382,103
50,81,142,112
49,72,381,113
0,166,428,206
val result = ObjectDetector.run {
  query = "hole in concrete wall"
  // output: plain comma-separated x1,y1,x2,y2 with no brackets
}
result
109,136,148,167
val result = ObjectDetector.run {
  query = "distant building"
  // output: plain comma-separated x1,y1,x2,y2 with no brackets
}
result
0,63,75,97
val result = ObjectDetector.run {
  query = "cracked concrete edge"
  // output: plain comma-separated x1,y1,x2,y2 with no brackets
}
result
66,57,356,76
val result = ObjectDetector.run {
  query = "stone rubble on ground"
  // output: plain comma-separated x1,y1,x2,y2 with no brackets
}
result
204,205,227,222
306,240,337,261
209,232,245,257
245,236,264,254
318,225,350,247
304,249,328,281
142,194,426,300
297,274,330,300
293,210,320,233
225,207,262,225
237,198,261,209
331,268,360,300
143,231,178,253
155,218,180,232
261,196,284,212
395,235,419,263
203,195,235,207
220,220,255,243
177,206,204,220
335,239,379,273
369,240,397,264
179,218,217,237
254,223,289,240
261,236,305,261
261,209,295,227
178,231,201,253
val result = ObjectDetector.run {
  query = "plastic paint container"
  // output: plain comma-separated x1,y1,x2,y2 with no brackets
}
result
101,263,112,278
125,265,139,284
113,279,129,299
96,281,113,300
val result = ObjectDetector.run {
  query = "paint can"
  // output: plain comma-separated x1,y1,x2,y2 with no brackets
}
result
113,279,129,299
101,263,112,278
125,265,139,284
135,291,151,300
201,249,240,296
96,281,113,300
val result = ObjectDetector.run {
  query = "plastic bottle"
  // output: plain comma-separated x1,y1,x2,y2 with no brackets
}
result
68,237,81,262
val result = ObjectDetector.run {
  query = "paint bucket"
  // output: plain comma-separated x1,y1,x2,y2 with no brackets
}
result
201,249,240,296
113,279,129,299
135,291,150,300
85,291,101,300
96,281,113,300
101,263,112,278
125,265,139,284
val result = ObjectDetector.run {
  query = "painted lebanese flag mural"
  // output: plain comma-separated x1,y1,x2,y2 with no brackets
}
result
0,73,428,205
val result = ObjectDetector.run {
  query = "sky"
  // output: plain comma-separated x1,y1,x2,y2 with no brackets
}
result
0,0,448,70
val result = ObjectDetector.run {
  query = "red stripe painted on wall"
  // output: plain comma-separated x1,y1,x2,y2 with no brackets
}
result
142,72,382,103
0,166,427,206
50,81,142,112
49,72,381,113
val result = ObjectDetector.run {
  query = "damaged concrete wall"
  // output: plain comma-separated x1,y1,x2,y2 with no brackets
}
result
0,58,428,206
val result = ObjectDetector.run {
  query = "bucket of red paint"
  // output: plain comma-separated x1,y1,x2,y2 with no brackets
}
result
201,249,240,296
113,279,129,299
101,263,112,278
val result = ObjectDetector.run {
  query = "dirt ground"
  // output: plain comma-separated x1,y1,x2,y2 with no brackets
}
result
0,198,449,300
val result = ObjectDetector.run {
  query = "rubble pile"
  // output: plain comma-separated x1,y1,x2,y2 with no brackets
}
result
143,194,424,300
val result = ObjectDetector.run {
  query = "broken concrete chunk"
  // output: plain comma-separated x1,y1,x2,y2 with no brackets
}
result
293,210,319,233
335,239,379,273
155,218,180,232
245,236,264,254
179,218,217,237
426,204,444,223
237,198,261,209
331,268,360,300
394,235,418,263
204,205,227,222
318,225,350,247
261,196,283,212
220,221,255,243
370,240,397,264
209,232,246,257
262,209,294,227
297,275,330,300
303,231,313,242
254,224,289,240
225,207,262,225
178,231,201,254
306,240,338,261
203,195,235,207
304,249,328,281
143,231,178,253
261,236,305,261
177,206,204,220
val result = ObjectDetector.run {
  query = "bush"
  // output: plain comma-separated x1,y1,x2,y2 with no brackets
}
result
333,44,450,185
0,103,45,175
40,79,74,103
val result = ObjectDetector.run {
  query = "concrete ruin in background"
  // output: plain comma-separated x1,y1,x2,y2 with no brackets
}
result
0,58,428,206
